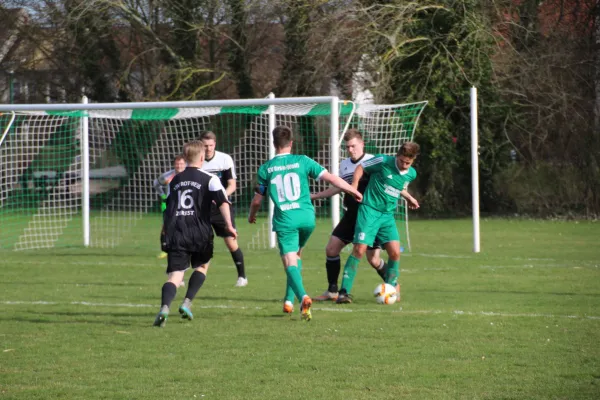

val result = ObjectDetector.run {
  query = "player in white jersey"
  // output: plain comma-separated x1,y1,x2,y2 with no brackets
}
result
199,131,248,287
310,129,386,301
153,155,186,261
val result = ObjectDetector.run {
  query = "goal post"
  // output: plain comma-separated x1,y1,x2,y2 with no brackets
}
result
0,96,426,252
0,96,344,251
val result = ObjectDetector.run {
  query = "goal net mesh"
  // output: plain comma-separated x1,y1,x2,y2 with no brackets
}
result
0,101,426,252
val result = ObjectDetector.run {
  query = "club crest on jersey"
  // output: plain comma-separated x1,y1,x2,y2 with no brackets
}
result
387,174,393,179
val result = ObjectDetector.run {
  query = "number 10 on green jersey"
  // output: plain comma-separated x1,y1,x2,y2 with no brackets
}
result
257,154,326,231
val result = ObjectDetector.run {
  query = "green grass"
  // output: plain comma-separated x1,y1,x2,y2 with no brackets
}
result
0,219,599,399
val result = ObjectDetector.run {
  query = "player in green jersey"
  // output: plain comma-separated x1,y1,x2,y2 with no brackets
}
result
248,126,363,321
336,142,421,304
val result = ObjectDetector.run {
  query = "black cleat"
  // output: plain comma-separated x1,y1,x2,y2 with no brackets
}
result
335,291,353,304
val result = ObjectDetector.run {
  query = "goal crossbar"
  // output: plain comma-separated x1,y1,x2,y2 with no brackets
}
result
0,96,426,252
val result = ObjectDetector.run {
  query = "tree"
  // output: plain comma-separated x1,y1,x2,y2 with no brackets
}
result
355,0,507,215
226,0,254,98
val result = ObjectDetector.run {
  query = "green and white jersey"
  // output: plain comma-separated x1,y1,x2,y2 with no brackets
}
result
257,153,326,231
361,154,417,214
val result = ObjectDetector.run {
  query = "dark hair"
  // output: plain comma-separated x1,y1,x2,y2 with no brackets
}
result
343,128,363,142
396,142,420,158
272,126,293,149
199,131,217,141
173,154,185,163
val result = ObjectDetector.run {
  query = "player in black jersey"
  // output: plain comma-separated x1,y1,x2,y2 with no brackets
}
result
310,129,386,301
199,131,248,287
153,140,237,327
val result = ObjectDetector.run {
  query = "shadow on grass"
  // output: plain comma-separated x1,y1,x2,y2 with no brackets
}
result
417,289,600,297
0,315,136,327
34,310,146,318
194,295,282,304
1,282,154,287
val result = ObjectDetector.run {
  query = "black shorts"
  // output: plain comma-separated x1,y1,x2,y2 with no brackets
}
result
211,207,237,238
166,243,214,273
332,212,381,250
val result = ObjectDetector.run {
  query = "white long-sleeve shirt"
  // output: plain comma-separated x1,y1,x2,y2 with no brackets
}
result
153,169,177,197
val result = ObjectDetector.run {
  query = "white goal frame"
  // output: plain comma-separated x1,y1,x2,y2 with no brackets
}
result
0,95,342,249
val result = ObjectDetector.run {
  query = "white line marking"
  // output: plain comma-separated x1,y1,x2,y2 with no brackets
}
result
2,300,599,320
5,259,596,272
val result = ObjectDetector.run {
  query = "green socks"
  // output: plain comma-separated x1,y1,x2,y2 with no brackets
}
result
340,255,360,293
284,259,304,303
385,259,400,286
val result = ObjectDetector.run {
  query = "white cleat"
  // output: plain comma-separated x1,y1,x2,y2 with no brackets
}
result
235,277,248,287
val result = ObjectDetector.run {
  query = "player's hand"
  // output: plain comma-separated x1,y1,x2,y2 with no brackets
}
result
352,191,363,203
227,226,238,239
407,198,419,209
248,214,257,224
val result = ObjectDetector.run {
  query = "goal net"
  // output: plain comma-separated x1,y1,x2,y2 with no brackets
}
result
0,97,426,252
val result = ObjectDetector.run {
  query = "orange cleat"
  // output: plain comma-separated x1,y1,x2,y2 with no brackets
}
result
300,296,312,321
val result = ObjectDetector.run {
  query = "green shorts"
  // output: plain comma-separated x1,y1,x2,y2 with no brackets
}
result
276,226,315,256
353,205,399,246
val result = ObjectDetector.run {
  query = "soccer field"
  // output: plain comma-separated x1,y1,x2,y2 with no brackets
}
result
1,219,599,399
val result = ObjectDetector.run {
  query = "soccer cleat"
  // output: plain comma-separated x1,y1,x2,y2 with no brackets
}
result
283,300,294,314
235,277,248,287
314,290,339,302
300,296,312,321
335,291,353,304
179,305,193,320
157,251,168,259
153,311,168,327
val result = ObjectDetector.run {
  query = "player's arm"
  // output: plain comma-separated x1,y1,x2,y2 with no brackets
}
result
248,183,266,223
400,172,419,209
249,166,267,223
221,168,237,197
154,170,175,210
223,156,237,197
310,186,342,201
400,190,419,209
225,178,236,197
359,155,385,187
209,176,237,238
351,164,365,190
320,172,362,203
153,177,167,196
218,202,237,239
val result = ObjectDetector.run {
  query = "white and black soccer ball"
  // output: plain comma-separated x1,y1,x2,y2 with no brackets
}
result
373,283,397,305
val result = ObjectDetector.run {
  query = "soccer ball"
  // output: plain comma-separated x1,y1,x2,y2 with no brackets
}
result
373,283,397,305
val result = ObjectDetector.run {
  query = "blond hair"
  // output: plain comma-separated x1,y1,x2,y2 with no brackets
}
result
183,140,205,163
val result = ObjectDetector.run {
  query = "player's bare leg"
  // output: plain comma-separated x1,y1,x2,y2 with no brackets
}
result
366,248,386,282
179,263,210,320
224,236,247,287
315,236,346,301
